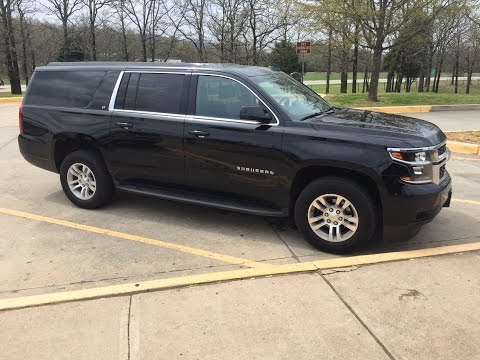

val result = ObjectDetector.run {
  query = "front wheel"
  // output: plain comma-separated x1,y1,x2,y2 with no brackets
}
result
294,177,376,253
60,150,114,209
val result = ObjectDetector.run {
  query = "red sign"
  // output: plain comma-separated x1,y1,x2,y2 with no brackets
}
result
296,41,311,54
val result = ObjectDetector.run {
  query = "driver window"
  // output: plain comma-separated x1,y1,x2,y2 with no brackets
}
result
195,75,260,120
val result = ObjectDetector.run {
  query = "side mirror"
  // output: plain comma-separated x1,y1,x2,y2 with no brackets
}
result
240,106,272,124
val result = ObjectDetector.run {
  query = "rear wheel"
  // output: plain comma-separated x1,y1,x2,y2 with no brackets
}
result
294,177,376,253
60,150,114,209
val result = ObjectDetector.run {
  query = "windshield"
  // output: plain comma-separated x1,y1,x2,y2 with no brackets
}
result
251,72,332,121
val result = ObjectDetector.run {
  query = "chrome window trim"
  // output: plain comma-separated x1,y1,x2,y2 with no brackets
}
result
194,72,280,126
108,70,124,111
112,108,186,120
185,115,264,126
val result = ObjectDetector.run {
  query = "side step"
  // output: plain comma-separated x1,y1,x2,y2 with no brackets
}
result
117,183,287,217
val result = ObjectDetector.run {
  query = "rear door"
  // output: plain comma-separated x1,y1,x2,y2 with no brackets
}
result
107,71,190,185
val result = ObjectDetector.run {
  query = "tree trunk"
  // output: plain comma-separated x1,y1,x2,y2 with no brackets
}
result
466,68,473,94
418,73,424,92
368,46,383,102
434,64,443,93
325,26,332,94
89,14,97,61
340,68,348,93
141,34,147,62
351,27,359,93
120,13,129,61
386,69,394,93
0,0,22,94
362,66,369,93
25,19,36,71
18,10,29,85
454,35,460,94
62,19,69,60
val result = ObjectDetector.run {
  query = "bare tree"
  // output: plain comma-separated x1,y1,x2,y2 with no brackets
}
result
0,0,22,94
208,0,246,62
82,0,111,60
179,0,208,62
243,0,285,65
44,0,82,60
112,0,129,60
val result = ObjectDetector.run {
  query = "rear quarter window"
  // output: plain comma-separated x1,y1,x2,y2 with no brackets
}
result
26,71,107,108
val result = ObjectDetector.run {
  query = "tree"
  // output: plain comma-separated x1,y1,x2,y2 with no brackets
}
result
0,0,22,94
45,0,82,61
269,40,299,74
83,0,111,60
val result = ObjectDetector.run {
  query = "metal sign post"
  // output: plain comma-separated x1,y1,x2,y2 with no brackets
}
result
296,41,311,84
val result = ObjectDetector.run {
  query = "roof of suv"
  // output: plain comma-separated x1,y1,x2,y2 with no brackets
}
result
45,62,275,77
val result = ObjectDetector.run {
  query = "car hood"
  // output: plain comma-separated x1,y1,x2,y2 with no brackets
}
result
308,108,446,148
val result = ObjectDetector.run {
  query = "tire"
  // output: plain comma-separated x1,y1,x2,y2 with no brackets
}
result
60,150,114,209
294,177,376,253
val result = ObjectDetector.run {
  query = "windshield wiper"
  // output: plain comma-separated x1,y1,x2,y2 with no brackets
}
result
299,107,335,121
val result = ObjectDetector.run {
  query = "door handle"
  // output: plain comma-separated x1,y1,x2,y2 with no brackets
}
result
115,121,133,129
188,130,210,138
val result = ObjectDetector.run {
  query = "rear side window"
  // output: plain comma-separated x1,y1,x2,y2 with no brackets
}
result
26,71,106,108
115,72,185,114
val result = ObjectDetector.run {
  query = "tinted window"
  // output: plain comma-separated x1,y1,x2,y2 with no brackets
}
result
195,76,259,119
87,71,120,110
27,71,106,108
124,73,140,110
120,73,185,114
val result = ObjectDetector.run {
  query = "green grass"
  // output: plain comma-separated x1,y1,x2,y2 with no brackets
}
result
0,92,23,98
304,72,389,81
303,72,480,82
308,81,480,107
325,92,480,107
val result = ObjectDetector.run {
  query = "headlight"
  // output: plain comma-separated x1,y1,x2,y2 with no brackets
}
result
387,149,434,184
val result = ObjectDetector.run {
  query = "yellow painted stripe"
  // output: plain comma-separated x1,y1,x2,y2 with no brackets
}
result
452,198,480,205
0,208,270,269
451,157,480,161
1,241,479,311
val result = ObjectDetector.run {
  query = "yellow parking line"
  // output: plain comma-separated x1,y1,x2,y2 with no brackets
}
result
451,157,480,161
0,207,270,269
1,241,479,311
452,198,480,205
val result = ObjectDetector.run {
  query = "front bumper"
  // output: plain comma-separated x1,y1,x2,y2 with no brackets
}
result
382,170,452,228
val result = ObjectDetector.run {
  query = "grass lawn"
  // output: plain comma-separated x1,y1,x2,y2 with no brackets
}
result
311,82,480,107
446,131,480,144
0,92,23,98
303,71,480,82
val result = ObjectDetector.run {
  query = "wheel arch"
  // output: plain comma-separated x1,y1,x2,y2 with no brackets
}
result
289,164,383,216
52,133,105,172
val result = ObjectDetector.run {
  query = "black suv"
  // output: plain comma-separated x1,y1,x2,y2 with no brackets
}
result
18,62,452,252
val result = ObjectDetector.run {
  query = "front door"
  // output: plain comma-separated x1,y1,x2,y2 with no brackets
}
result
108,71,190,185
184,74,287,210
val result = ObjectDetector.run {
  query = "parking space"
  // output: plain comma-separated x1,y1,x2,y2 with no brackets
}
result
1,104,480,305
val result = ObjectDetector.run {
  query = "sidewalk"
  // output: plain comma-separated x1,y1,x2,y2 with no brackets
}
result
1,251,479,359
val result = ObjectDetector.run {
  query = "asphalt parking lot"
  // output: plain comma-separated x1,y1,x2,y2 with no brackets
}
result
1,104,480,359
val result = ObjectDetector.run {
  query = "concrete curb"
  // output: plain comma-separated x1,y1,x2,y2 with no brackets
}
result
0,97,23,105
447,140,480,155
353,105,432,114
431,104,480,111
